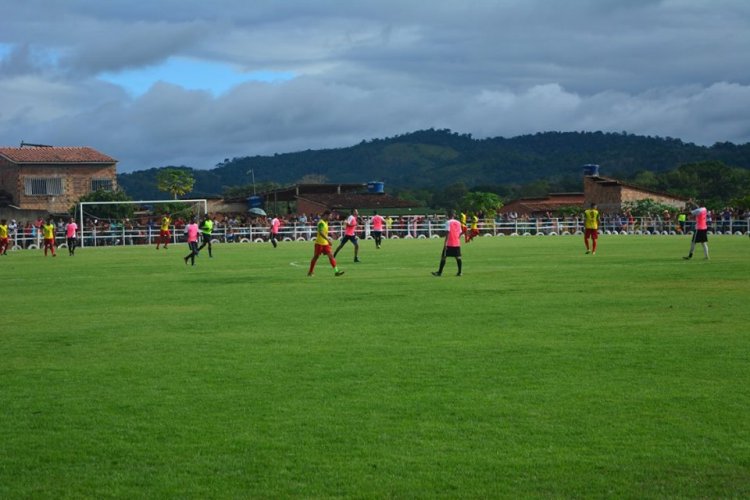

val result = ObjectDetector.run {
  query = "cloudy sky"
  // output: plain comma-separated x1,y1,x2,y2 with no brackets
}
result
1,0,749,173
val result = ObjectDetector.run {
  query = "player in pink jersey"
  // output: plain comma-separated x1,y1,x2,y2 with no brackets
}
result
334,208,361,262
65,217,78,256
370,211,385,249
683,200,710,260
432,211,464,277
269,215,281,248
183,218,200,266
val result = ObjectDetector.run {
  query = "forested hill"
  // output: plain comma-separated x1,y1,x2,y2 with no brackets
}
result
118,129,750,199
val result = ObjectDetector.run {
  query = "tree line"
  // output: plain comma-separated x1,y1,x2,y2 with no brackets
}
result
114,129,750,211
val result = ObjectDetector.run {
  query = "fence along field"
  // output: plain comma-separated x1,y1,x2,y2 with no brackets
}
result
1,236,749,497
6,214,750,250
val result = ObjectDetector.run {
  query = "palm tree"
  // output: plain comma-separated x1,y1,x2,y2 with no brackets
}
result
156,168,195,200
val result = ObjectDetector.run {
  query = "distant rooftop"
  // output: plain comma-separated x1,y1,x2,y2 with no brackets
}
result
586,175,688,201
500,193,585,214
297,193,418,210
0,146,117,164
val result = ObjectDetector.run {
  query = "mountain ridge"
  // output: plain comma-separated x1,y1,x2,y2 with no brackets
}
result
117,129,750,200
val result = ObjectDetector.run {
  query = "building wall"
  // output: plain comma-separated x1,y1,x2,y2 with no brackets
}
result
584,177,622,213
620,186,686,209
296,199,328,216
584,177,687,213
0,158,20,204
9,164,117,213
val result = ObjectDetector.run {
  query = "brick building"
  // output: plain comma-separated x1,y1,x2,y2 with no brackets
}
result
584,175,687,213
0,146,117,215
501,166,688,216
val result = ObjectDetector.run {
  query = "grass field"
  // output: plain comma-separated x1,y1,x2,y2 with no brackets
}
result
1,234,749,498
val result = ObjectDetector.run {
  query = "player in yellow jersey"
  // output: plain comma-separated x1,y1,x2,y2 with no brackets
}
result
466,213,480,242
0,219,9,255
42,218,57,257
584,203,600,254
156,213,172,249
308,211,344,277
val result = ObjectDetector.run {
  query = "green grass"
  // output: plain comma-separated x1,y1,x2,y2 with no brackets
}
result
1,235,749,498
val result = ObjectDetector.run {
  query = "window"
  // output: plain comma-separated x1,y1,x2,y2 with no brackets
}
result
91,179,114,192
24,177,63,196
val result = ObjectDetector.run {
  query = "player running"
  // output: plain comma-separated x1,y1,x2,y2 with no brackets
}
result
196,213,214,257
308,211,345,277
584,203,600,254
432,211,463,277
466,213,480,242
183,218,200,266
156,212,172,249
333,208,361,262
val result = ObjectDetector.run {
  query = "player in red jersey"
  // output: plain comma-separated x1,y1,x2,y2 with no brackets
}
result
156,213,171,249
309,211,345,277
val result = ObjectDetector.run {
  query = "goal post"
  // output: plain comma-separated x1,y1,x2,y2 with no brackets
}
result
78,198,208,248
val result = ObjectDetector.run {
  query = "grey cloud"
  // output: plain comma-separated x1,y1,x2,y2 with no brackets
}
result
0,44,44,76
11,75,748,173
1,0,749,172
59,20,208,75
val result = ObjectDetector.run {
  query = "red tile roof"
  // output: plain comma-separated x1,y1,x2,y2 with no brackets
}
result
0,146,116,164
500,193,585,214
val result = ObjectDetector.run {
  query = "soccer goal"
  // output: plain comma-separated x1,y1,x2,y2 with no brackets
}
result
77,198,208,248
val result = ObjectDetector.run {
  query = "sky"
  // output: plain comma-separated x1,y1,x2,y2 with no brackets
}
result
1,0,749,173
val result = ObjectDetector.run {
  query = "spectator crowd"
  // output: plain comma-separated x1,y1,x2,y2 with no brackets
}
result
2,206,749,249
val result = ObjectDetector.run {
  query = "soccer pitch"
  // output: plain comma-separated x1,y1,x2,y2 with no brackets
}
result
2,235,749,498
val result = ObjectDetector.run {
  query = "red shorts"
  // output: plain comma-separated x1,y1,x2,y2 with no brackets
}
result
584,228,598,239
44,238,55,247
313,243,333,257
160,230,171,238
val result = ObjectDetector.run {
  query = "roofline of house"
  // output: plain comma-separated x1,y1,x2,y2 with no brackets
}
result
506,193,584,203
1,159,117,165
588,176,688,201
260,183,367,196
